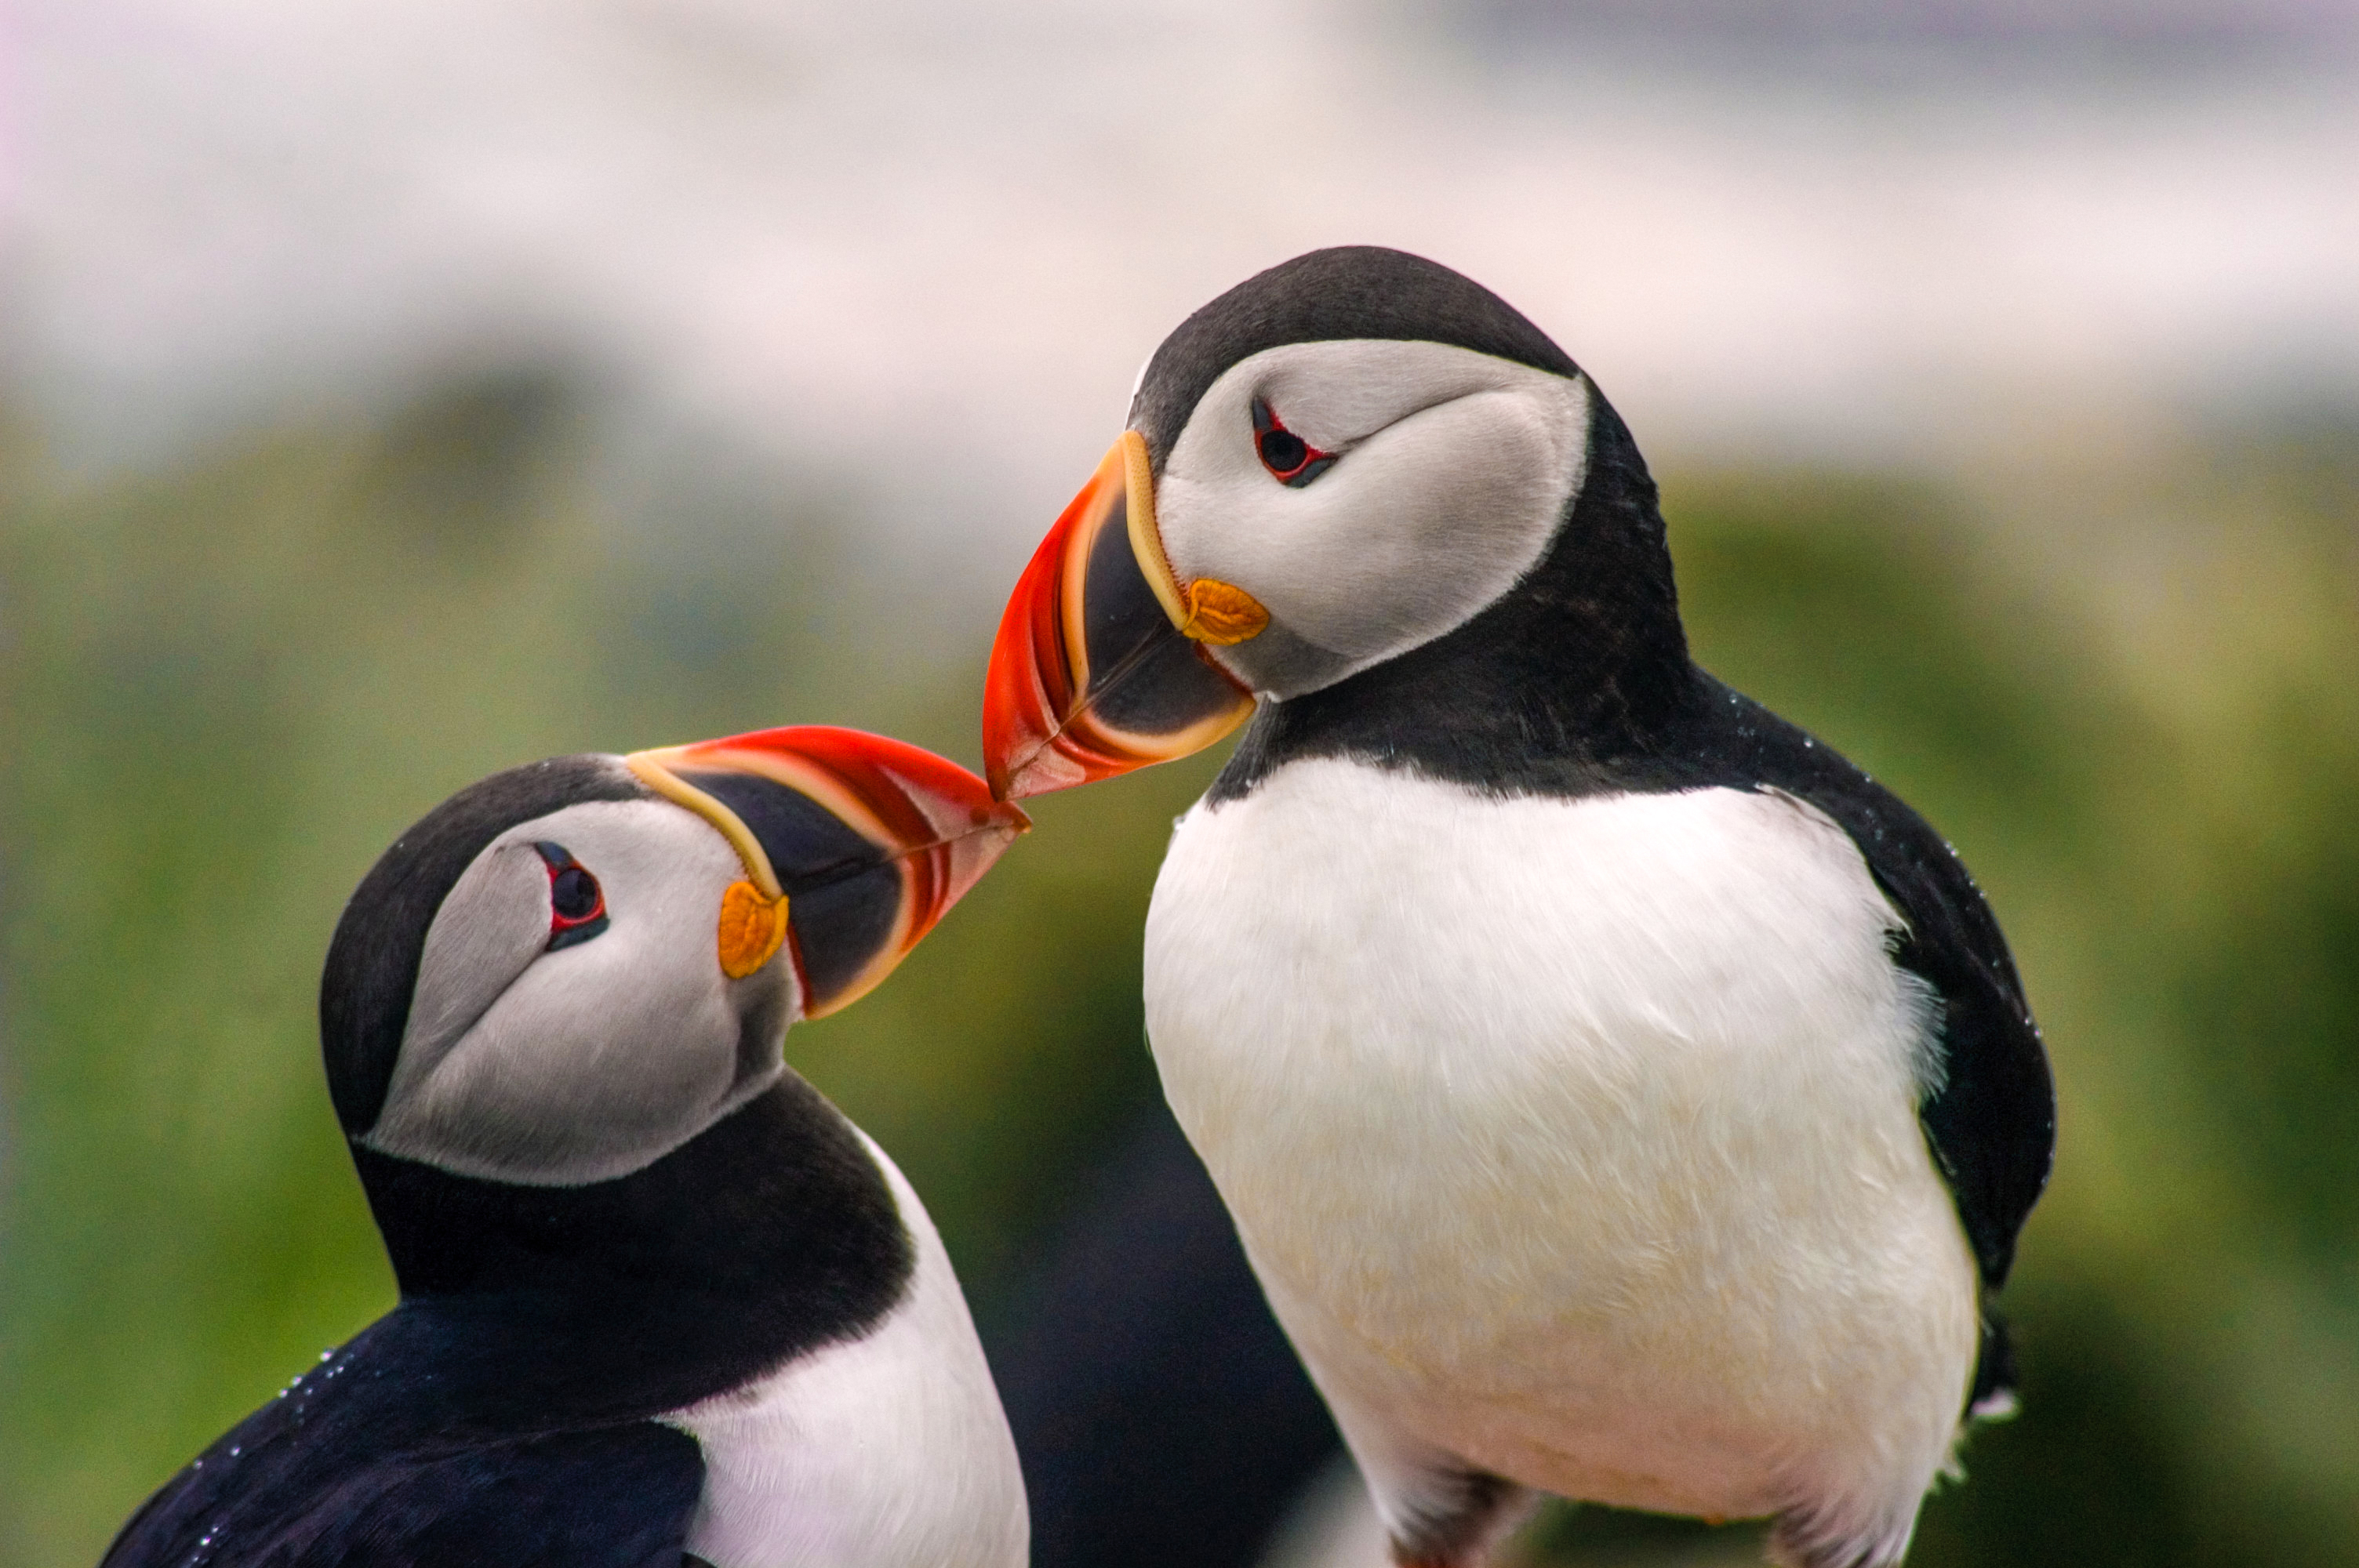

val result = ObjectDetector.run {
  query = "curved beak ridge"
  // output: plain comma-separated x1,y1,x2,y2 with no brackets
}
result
982,434,1256,800
629,727,1028,1017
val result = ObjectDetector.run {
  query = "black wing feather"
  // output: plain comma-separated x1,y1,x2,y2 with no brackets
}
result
1705,678,2056,1294
109,1428,703,1568
103,1315,705,1568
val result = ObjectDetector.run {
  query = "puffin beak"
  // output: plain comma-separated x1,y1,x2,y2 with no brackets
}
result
626,728,1028,1018
981,432,1261,801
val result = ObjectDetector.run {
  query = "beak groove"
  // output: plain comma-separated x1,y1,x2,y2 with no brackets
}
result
982,434,1256,800
629,727,1027,1016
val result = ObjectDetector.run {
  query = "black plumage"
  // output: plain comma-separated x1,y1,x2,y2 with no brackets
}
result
105,1316,707,1568
106,1077,915,1568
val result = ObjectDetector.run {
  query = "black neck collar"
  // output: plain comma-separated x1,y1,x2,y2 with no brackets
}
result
348,1073,914,1429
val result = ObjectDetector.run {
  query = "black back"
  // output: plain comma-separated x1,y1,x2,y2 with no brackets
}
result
104,1347,705,1568
1193,259,2053,1352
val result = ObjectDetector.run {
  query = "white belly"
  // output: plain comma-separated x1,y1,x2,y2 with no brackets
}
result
664,1136,1028,1568
1143,760,1977,1532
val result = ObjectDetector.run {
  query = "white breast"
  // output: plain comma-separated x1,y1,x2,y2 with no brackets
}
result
663,1135,1028,1568
1143,760,1977,1550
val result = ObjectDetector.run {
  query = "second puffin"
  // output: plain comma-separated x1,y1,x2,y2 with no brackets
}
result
107,726,1030,1568
982,247,2054,1568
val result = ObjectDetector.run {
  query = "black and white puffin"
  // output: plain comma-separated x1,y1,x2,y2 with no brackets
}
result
105,725,1032,1568
980,247,2055,1568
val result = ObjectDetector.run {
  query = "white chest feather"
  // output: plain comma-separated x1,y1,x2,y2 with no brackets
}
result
663,1138,1028,1568
1143,760,1978,1531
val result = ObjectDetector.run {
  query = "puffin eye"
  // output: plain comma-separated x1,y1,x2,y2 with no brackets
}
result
533,842,609,951
1251,397,1337,488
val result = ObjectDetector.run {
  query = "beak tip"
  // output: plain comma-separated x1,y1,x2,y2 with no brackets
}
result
994,750,1083,802
978,793,1033,831
980,699,1071,804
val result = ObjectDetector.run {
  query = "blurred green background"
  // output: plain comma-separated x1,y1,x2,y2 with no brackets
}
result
12,0,2359,1556
3,371,2354,1565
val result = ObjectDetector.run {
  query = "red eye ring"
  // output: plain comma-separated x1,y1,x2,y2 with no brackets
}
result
533,841,609,951
1251,397,1338,488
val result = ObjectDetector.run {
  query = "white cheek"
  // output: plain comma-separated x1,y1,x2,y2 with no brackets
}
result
1154,340,1590,696
1217,388,1579,663
369,800,776,1185
398,842,553,1068
421,898,744,1177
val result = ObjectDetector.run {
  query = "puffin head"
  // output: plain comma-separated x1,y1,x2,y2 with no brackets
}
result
321,727,1027,1191
983,246,1678,800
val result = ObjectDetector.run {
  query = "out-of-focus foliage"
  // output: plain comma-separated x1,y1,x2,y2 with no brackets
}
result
0,383,2353,1567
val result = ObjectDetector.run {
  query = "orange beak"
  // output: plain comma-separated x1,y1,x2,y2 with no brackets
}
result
981,433,1259,800
628,727,1028,1017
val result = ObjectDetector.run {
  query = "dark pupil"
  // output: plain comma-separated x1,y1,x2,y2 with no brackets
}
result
551,866,600,920
1259,429,1307,473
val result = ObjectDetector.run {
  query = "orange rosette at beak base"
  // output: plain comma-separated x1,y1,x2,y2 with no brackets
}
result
983,432,1259,800
629,726,1028,1017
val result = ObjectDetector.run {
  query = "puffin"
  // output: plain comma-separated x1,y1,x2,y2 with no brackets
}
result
980,246,2055,1568
104,725,1033,1568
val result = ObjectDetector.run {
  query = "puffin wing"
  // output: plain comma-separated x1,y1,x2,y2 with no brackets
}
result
106,1421,704,1568
102,1319,706,1568
1705,682,2056,1296
1840,794,2054,1298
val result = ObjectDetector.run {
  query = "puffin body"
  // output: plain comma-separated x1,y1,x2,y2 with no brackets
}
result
1150,746,1977,1566
982,248,2053,1567
107,734,1031,1568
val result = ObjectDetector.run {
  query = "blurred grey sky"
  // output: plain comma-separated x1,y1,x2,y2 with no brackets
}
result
9,0,2357,546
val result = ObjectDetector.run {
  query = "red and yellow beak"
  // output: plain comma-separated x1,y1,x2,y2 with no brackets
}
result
981,432,1267,800
627,727,1027,1017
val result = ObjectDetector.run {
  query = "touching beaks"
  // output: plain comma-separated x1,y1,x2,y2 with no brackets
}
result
627,727,1028,1017
981,432,1262,801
